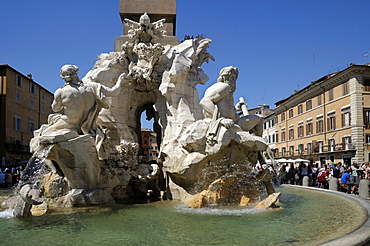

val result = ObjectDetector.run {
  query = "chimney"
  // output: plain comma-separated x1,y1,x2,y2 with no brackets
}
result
27,73,32,80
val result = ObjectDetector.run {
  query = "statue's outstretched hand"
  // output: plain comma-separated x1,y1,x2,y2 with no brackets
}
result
235,101,247,111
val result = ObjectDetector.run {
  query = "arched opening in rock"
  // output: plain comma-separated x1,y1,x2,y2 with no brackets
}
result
136,103,162,161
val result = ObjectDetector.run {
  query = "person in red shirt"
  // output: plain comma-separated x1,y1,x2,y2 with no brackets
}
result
317,164,328,188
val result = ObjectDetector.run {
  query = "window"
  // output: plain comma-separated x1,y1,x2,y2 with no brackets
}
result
330,139,335,152
28,122,35,134
30,98,35,109
289,109,293,118
16,91,20,103
327,114,336,130
282,147,286,156
365,134,370,144
281,129,285,142
14,116,21,131
317,94,322,105
342,81,349,95
29,83,36,94
275,131,278,142
16,74,22,87
343,136,351,150
41,91,45,100
328,89,334,101
365,109,370,129
363,78,370,92
306,100,312,110
289,146,294,155
298,104,303,114
306,122,313,135
298,125,304,137
281,112,285,121
316,117,323,133
318,141,323,153
298,144,304,154
342,111,351,127
307,142,312,153
289,128,294,140
41,104,45,114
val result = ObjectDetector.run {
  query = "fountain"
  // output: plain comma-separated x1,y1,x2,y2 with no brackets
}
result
5,12,279,217
1,12,369,245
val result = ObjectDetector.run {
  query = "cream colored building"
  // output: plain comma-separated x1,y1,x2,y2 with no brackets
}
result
273,63,370,165
0,65,53,165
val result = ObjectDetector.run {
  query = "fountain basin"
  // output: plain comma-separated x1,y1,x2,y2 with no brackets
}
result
0,186,369,245
283,185,370,246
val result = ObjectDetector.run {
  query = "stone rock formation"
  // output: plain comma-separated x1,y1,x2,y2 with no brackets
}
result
13,13,277,217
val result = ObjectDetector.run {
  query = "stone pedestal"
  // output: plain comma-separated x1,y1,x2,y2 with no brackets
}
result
359,179,370,199
329,178,338,191
302,176,309,186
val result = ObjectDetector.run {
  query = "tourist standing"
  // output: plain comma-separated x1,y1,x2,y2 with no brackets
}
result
312,163,318,187
364,162,370,180
340,169,351,193
4,168,12,187
287,163,296,185
333,163,342,179
350,162,361,194
0,171,5,187
317,164,328,188
280,166,288,184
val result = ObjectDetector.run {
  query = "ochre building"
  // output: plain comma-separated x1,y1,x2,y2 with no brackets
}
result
273,63,370,165
0,65,53,165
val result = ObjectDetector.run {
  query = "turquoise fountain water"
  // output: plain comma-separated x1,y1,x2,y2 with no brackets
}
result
0,187,365,246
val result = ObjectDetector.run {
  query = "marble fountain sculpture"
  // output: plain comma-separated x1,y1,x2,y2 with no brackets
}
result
13,13,278,218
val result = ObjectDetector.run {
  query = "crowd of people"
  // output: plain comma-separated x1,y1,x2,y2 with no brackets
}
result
279,161,370,194
0,166,22,188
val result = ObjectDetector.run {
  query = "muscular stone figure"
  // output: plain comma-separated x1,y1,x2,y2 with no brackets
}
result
41,64,126,136
200,66,263,136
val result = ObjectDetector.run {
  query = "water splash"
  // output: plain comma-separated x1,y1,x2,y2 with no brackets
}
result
12,144,54,218
0,209,14,219
17,144,54,190
176,204,264,216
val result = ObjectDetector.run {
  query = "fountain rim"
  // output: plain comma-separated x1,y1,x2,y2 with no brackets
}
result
281,184,370,246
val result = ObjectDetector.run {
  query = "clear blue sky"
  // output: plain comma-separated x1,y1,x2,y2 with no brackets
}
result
1,1,370,129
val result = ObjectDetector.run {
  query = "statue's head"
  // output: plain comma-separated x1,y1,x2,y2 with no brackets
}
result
60,65,80,82
217,66,238,93
139,13,150,27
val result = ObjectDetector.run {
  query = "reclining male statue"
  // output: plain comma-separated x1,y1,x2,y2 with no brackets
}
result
200,66,267,158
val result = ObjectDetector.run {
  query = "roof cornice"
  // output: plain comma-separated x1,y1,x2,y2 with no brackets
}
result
274,64,370,114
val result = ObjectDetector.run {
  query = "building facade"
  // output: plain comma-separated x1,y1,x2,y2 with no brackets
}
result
140,129,159,162
0,65,53,165
272,63,370,165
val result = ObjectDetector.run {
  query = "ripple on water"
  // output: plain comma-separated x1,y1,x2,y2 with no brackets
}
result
0,187,366,246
